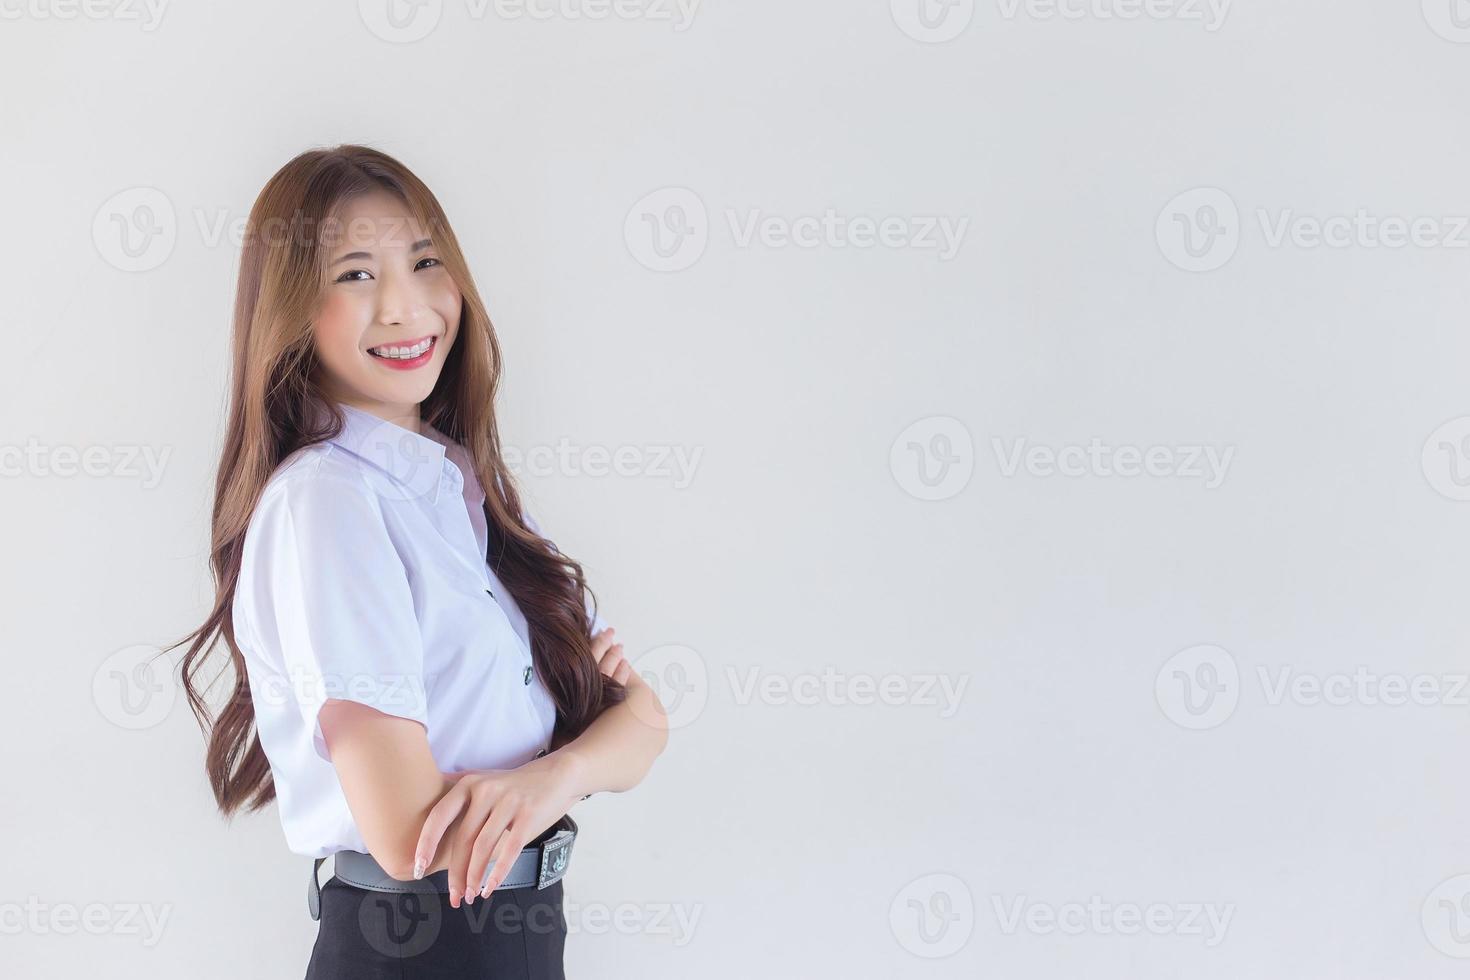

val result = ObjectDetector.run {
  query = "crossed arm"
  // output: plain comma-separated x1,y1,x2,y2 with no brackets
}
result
319,627,669,905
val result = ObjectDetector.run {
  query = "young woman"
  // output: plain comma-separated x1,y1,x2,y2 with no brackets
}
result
172,145,669,978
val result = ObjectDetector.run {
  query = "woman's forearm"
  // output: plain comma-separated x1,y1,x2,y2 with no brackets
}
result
552,671,669,797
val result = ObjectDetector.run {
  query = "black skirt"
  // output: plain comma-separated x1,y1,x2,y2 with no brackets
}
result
304,874,567,979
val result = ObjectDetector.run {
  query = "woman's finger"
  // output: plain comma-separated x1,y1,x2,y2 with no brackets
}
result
446,831,468,907
611,658,632,686
465,808,515,901
589,627,616,665
481,824,529,895
450,787,501,904
598,642,625,678
413,781,468,878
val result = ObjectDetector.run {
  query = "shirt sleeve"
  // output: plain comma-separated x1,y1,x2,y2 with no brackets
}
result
521,505,609,635
245,471,429,763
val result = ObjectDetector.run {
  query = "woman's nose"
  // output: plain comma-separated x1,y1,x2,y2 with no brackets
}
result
375,273,426,328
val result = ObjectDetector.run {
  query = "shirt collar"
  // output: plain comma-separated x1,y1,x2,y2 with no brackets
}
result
325,401,459,505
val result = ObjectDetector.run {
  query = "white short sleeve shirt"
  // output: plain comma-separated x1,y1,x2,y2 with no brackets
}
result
232,402,607,858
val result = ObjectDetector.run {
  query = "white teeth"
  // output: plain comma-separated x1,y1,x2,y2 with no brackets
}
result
370,338,434,359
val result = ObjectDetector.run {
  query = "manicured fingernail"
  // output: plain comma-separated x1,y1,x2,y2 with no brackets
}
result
412,858,425,880
480,883,491,898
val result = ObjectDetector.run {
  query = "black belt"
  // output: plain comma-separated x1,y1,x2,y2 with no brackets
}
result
308,814,577,921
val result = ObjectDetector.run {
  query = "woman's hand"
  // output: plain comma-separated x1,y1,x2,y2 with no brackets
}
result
591,626,632,685
414,754,582,907
413,628,626,906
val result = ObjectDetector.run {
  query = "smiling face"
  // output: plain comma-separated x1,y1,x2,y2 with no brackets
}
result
311,189,463,427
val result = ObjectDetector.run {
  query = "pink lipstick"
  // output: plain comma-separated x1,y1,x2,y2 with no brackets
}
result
366,334,438,371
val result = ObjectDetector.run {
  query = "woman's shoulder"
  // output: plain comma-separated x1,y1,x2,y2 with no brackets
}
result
260,441,379,505
234,443,400,626
248,442,391,544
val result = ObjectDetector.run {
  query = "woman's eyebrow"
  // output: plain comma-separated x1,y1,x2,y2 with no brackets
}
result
328,239,433,267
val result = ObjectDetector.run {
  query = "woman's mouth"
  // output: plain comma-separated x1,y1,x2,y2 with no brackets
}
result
367,335,437,370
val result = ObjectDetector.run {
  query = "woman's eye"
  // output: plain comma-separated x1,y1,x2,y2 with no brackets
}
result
334,269,372,283
416,256,442,271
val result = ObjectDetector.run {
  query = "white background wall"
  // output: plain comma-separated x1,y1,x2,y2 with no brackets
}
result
4,0,1470,977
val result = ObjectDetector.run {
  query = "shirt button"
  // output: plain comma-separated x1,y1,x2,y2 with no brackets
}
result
523,665,533,685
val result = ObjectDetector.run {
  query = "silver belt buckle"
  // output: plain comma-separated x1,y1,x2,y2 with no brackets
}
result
537,816,577,889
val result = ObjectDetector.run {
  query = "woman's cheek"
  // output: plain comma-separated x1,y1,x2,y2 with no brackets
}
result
308,315,362,391
434,284,463,331
315,298,363,357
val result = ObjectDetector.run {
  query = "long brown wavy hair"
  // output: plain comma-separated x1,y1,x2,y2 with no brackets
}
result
169,144,624,817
